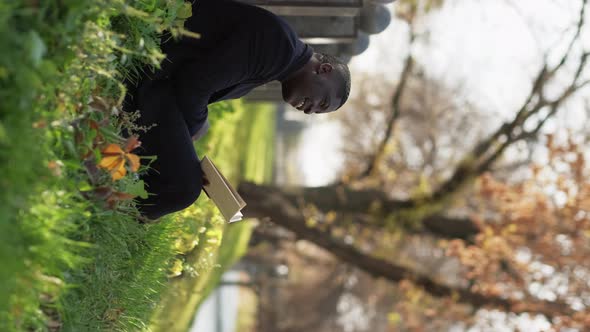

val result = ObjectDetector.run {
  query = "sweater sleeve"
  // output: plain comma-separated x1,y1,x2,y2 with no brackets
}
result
171,65,210,136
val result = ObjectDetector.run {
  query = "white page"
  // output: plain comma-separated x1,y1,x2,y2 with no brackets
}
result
229,211,243,223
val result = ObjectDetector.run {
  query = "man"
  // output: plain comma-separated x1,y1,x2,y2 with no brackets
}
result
125,0,351,220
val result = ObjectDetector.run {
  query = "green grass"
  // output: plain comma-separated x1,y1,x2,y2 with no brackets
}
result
192,102,276,310
150,102,276,332
2,1,276,330
242,103,276,182
0,1,231,331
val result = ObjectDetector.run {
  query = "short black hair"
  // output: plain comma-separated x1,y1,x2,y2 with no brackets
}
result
316,52,351,109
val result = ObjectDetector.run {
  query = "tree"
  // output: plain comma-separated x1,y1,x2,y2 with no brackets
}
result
238,0,590,329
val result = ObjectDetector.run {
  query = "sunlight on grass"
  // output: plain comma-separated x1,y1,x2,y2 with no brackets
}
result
0,1,209,330
150,102,276,332
2,1,276,330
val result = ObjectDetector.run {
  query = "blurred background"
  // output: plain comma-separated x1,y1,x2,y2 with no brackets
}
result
191,0,590,331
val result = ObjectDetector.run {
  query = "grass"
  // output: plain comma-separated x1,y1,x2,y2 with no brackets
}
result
150,102,276,332
0,1,276,331
0,0,191,326
193,102,276,310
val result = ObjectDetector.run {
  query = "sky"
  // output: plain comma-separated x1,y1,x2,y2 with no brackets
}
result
298,0,589,187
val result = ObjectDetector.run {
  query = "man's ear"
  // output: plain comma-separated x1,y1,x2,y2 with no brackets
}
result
317,63,333,74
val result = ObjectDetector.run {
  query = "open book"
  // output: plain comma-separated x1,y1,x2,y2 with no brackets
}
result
200,156,247,223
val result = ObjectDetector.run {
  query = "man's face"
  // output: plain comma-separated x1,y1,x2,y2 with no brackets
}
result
282,62,343,115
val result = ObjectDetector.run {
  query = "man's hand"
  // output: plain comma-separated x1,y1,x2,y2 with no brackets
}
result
202,173,210,198
192,118,210,141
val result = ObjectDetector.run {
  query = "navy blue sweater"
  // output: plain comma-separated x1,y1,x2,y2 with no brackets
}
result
141,0,313,136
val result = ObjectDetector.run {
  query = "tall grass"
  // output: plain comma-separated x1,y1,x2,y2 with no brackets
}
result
0,1,209,330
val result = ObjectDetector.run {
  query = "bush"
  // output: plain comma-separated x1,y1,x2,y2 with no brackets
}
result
0,1,198,330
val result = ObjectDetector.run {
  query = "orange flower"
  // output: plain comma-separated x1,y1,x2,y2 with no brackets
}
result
98,137,141,181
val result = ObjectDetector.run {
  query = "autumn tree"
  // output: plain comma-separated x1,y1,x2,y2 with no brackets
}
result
238,0,590,330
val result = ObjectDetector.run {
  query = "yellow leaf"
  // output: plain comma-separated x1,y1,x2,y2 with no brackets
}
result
325,211,337,224
388,312,401,324
506,224,517,233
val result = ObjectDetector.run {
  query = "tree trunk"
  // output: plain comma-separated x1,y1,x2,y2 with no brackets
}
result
239,182,573,319
241,181,480,240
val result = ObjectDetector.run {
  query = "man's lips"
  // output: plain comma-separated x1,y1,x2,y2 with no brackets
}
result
294,98,315,114
293,97,307,110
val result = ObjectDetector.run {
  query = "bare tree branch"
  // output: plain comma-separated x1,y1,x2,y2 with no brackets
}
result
359,28,416,179
507,51,589,147
422,1,589,210
577,79,590,90
545,0,587,78
420,214,481,241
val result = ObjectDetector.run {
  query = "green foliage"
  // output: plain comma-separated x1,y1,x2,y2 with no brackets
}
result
0,0,198,330
109,0,195,84
0,1,265,330
151,103,275,332
0,2,99,328
60,213,181,331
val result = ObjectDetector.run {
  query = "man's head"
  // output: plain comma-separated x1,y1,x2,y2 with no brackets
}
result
281,52,351,115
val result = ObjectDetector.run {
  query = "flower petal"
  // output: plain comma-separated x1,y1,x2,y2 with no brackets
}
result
126,153,140,172
111,160,126,180
101,143,125,156
98,155,124,170
124,136,141,153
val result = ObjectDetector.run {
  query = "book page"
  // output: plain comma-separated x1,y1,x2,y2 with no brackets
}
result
201,156,246,222
210,159,247,210
229,212,243,223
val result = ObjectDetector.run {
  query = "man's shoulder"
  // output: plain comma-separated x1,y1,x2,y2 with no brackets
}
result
200,0,286,25
187,0,295,44
240,2,293,31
